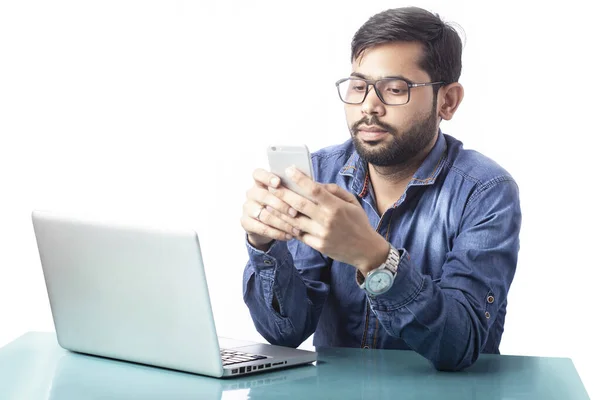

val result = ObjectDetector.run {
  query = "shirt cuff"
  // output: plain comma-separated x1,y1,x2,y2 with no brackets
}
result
246,237,290,273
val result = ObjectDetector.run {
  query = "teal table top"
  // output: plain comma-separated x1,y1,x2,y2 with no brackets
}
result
0,332,589,399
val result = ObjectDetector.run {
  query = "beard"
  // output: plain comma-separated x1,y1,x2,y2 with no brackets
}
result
350,102,438,167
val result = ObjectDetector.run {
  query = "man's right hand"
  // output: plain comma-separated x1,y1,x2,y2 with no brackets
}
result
240,168,301,252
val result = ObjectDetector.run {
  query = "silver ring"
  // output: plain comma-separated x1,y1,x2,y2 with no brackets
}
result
255,205,265,220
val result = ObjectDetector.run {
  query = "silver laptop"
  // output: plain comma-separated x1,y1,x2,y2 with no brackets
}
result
31,210,317,378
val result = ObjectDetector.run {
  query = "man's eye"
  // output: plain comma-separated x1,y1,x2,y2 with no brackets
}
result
387,87,408,94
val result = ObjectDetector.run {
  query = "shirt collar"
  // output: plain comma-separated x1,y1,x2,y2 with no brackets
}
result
339,131,448,197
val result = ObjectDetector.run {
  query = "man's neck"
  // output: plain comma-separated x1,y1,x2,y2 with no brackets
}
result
368,160,419,185
368,135,438,214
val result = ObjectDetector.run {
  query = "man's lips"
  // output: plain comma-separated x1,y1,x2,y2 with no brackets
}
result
358,125,387,132
357,126,388,141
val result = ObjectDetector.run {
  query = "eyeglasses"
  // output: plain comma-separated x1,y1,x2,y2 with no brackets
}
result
335,77,445,106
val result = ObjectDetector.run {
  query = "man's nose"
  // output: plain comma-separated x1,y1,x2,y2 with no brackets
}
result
361,85,385,116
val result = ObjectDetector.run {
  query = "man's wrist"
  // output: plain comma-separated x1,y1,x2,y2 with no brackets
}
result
356,236,390,277
247,234,275,253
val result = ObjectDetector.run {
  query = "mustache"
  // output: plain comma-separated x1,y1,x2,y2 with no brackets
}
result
350,116,397,135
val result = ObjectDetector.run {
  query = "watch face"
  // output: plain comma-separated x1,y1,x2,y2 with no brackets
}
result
367,271,393,294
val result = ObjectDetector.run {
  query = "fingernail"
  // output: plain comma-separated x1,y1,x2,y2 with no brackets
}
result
285,234,293,240
285,167,295,177
266,206,274,213
293,228,301,235
270,177,279,187
288,208,297,217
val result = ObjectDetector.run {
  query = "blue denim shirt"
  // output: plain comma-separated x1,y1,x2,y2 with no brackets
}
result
243,132,521,371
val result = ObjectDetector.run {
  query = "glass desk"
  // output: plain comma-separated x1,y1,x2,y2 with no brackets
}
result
0,332,589,399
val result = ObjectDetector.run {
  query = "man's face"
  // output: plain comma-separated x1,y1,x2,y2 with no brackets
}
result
345,42,439,167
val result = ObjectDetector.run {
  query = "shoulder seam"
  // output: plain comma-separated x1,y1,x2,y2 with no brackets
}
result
465,176,517,209
449,165,480,184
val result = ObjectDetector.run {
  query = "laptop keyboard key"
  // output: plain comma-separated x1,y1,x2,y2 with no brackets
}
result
220,349,268,366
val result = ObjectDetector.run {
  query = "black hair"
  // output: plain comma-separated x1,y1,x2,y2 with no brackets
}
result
351,7,463,85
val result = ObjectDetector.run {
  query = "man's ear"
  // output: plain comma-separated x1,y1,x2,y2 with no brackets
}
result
438,83,464,121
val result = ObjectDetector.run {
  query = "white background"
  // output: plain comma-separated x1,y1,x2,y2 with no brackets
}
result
1,0,598,398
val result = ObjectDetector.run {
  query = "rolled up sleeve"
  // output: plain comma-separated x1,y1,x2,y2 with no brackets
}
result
367,178,521,371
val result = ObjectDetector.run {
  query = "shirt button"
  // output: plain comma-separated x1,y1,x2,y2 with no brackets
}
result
485,311,491,319
487,295,495,304
264,259,273,266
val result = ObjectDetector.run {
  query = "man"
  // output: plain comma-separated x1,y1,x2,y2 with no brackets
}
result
240,7,521,371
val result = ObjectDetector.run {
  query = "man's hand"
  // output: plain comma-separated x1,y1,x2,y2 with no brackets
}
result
240,168,302,251
266,167,389,276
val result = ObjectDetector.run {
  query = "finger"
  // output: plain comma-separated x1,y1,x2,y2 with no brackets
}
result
240,214,293,242
265,206,319,237
242,201,296,236
284,166,335,205
267,185,319,219
246,201,264,220
242,201,269,222
256,206,298,236
292,231,324,253
252,168,281,188
323,183,360,205
247,186,298,217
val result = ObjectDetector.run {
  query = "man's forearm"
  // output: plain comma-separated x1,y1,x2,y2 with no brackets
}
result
243,240,328,348
366,250,489,371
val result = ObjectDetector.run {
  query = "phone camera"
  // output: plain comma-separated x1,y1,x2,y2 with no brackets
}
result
271,146,277,151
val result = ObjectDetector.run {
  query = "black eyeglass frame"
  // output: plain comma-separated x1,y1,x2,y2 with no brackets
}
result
335,77,446,106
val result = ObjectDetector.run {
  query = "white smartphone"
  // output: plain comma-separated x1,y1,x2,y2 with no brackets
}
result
267,145,315,200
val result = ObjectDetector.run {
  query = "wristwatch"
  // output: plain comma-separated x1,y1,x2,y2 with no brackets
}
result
358,244,401,296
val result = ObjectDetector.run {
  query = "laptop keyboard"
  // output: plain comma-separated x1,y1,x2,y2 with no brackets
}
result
220,349,267,366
